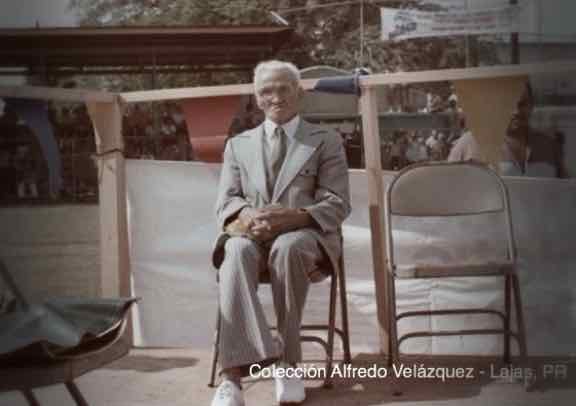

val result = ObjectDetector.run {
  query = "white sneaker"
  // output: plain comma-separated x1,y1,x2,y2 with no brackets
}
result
210,380,244,406
275,364,306,404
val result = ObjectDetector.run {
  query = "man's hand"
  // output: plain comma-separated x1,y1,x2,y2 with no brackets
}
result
235,207,277,242
250,206,312,241
235,206,313,242
237,207,260,227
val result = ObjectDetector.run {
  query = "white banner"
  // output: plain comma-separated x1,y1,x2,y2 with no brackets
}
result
423,0,509,11
380,5,521,40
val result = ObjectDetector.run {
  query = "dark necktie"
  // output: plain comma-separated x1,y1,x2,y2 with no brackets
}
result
268,126,287,194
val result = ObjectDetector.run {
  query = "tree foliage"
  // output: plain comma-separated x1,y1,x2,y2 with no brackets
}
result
68,0,501,94
70,0,273,26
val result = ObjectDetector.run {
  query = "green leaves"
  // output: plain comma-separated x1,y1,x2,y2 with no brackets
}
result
68,0,500,94
70,0,274,26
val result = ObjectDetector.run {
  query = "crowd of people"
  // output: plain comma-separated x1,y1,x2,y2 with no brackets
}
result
381,130,452,170
122,103,191,160
0,81,567,205
0,107,46,201
0,101,193,203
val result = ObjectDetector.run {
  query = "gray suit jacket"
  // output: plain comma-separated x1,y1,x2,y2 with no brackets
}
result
212,119,351,276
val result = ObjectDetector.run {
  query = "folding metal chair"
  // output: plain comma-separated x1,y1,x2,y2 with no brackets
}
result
208,234,351,389
384,161,527,365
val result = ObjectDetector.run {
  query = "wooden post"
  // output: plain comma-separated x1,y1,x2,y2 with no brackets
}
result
510,0,519,64
87,98,133,344
86,99,132,301
359,85,390,356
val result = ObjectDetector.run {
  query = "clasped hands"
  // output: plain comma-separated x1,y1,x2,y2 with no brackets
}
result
226,205,311,242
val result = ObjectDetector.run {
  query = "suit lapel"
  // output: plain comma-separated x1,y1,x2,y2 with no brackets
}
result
247,125,271,202
272,120,323,202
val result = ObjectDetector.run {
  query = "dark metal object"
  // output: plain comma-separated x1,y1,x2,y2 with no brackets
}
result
0,259,137,405
65,382,89,406
312,68,370,96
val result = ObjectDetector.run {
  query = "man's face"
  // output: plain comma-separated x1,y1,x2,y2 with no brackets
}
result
508,90,534,139
255,68,302,124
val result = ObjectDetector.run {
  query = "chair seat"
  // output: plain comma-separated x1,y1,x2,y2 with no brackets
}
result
394,261,515,279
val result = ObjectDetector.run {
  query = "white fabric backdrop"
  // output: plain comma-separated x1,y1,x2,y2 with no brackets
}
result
126,160,576,356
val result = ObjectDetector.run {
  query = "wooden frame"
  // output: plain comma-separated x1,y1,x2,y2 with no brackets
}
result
2,60,576,356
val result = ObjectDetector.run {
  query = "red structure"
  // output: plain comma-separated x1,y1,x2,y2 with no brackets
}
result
181,95,243,162
0,26,295,77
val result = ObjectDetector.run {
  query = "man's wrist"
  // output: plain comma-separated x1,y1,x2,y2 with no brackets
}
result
295,208,312,227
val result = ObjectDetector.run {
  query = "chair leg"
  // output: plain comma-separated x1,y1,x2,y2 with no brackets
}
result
338,259,352,364
21,389,41,406
387,272,399,367
208,307,222,388
504,275,512,364
323,275,338,388
65,381,89,406
512,274,528,358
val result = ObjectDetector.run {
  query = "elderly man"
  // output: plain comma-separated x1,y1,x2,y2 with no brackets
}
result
211,60,351,406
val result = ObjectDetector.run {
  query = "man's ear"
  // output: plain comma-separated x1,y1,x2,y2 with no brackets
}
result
255,94,265,111
296,86,305,101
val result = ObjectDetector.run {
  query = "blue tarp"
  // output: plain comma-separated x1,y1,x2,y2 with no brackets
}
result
4,98,62,196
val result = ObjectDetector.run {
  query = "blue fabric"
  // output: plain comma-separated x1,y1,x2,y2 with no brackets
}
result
5,98,62,195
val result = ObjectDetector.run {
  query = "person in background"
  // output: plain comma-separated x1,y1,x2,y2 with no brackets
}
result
389,132,405,170
448,84,565,178
14,144,39,199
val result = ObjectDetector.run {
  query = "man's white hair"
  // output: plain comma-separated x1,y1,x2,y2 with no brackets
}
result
253,60,301,90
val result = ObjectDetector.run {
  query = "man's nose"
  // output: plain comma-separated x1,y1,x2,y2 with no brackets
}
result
270,92,283,103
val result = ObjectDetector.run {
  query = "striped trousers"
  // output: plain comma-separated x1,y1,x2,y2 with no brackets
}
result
217,229,323,376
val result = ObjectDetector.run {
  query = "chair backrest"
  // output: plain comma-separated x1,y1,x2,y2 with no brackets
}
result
387,162,506,216
384,162,517,269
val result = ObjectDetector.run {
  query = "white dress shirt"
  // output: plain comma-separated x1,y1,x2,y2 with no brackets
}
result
263,115,300,158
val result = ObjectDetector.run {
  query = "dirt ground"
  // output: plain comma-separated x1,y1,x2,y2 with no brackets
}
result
1,348,575,406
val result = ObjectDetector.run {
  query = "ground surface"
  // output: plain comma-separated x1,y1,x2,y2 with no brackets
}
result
1,348,574,406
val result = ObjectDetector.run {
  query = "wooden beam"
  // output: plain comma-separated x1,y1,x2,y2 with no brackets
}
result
4,61,576,106
360,60,576,87
359,86,390,357
120,61,576,104
121,83,253,103
0,85,115,103
120,78,320,103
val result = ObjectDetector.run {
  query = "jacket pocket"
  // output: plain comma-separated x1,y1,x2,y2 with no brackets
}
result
298,166,318,177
